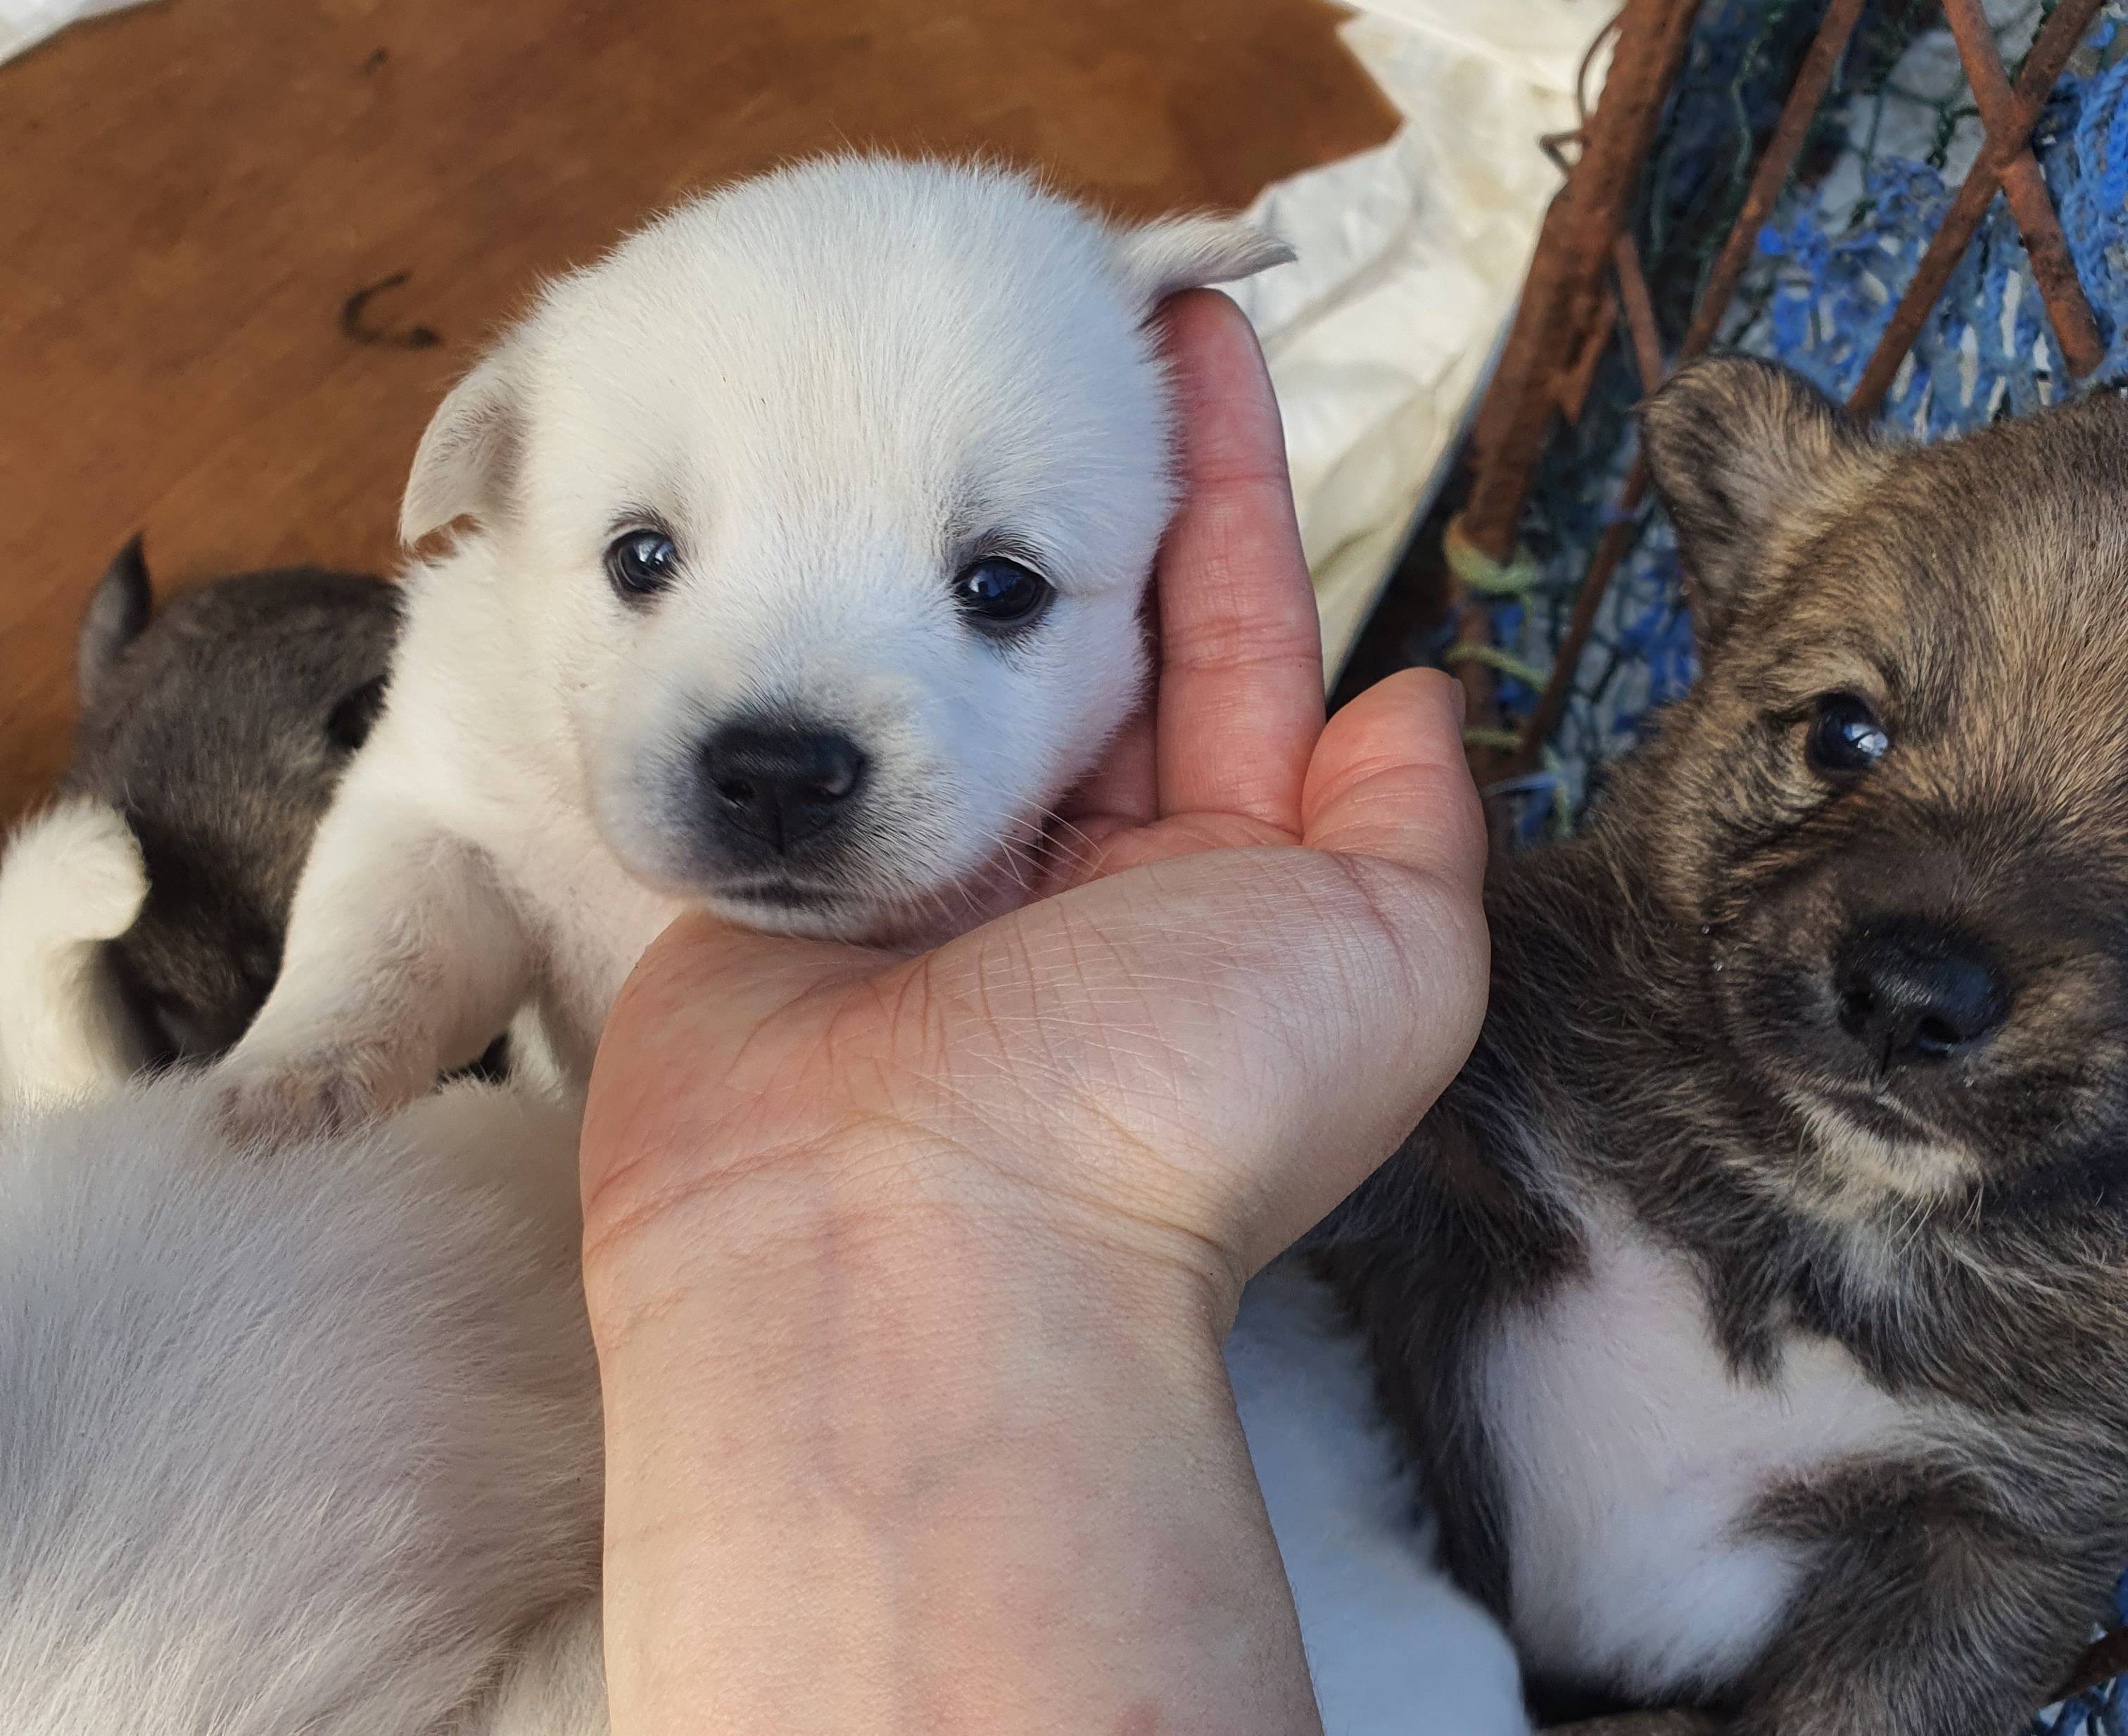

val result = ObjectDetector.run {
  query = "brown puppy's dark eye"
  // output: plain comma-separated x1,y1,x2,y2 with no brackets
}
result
1806,692,1889,775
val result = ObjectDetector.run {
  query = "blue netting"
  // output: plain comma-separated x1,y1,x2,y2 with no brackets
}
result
1473,6,2128,1725
2035,1573,2128,1731
1490,0,2128,847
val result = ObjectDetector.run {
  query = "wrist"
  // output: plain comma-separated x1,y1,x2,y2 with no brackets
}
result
581,1101,1250,1354
585,1128,1319,1736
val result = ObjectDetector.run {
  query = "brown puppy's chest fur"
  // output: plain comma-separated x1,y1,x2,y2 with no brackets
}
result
1326,361,2128,1736
1331,837,2128,1732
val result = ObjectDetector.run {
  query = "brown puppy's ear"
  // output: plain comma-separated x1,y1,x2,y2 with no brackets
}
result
399,343,525,545
1110,213,1293,314
78,535,154,712
1640,357,1876,642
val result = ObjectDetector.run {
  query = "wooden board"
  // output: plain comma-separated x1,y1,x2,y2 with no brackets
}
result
0,0,1394,822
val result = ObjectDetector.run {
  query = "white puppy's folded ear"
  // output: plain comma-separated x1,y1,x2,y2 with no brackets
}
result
1112,214,1293,312
399,345,525,545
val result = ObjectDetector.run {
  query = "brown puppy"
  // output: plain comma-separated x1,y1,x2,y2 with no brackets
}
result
1329,358,2128,1735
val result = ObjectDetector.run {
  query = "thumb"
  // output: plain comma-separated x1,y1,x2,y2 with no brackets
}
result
1301,667,1486,899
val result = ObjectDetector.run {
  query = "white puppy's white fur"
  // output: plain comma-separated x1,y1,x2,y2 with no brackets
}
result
0,1079,602,1735
0,799,149,1105
0,1075,1522,1735
217,157,1288,1126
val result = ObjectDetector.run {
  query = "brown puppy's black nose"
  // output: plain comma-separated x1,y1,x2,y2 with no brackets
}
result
702,723,866,854
1834,920,2007,1067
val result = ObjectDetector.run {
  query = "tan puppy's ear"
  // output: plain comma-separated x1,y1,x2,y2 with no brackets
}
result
1640,355,1882,645
400,343,526,545
1110,214,1293,313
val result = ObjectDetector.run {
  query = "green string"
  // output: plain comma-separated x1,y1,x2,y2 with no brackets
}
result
1444,641,1550,688
1445,536,1544,597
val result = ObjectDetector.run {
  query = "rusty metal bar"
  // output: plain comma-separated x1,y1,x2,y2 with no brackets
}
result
1462,0,1697,527
1478,0,2108,801
1849,0,2105,414
1940,0,2104,375
1497,0,1870,779
1678,0,1873,360
1450,0,1704,761
1614,232,1668,393
1557,299,1623,422
1505,505,1645,782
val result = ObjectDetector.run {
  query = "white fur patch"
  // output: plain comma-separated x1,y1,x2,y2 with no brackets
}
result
0,1077,602,1736
1483,1208,1920,1699
1231,1265,1531,1736
476,1602,608,1736
0,799,149,1105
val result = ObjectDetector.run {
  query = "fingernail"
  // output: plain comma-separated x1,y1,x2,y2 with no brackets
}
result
1447,677,1468,728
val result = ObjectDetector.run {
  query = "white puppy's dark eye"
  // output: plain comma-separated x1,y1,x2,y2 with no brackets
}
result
1806,692,1889,775
953,557,1052,631
605,530,678,600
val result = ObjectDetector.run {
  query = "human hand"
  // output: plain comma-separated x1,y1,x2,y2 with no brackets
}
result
584,289,1486,1303
579,289,1488,1736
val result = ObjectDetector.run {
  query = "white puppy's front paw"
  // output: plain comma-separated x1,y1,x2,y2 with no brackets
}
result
214,1056,389,1151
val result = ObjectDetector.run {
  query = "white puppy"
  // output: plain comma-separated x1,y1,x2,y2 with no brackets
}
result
217,156,1288,1129
0,1075,1524,1736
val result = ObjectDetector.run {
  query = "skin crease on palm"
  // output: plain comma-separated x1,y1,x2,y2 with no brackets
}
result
576,290,1493,1736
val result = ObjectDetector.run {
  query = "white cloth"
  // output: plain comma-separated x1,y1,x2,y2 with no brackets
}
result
0,0,156,65
1222,0,1616,676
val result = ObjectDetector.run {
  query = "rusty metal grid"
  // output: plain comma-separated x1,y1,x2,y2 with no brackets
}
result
1445,0,2108,811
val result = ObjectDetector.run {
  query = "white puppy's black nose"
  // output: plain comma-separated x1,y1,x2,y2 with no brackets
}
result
702,722,868,854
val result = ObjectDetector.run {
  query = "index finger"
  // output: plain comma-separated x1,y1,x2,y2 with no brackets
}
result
1151,291,1324,832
